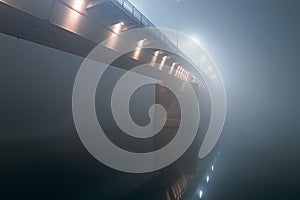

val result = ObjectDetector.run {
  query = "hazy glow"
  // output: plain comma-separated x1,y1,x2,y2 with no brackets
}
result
179,67,184,79
132,39,145,60
199,190,203,198
211,165,214,171
70,0,86,12
112,22,124,34
169,62,176,75
150,50,159,66
175,66,181,77
206,175,210,183
159,56,167,70
191,36,199,44
62,8,81,33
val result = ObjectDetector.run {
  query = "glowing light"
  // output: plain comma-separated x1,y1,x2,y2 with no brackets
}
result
62,1,88,34
191,36,199,44
199,190,203,198
112,22,124,34
206,176,210,183
188,72,191,81
70,0,86,12
169,62,176,75
211,165,214,171
179,67,184,79
175,66,181,77
132,39,145,60
151,50,160,67
159,56,167,70
184,71,189,81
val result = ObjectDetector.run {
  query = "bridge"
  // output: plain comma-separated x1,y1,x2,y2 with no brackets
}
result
0,1,216,200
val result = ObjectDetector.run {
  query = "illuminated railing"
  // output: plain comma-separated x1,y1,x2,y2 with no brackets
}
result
112,0,178,50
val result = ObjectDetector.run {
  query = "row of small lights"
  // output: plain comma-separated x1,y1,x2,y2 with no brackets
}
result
67,1,219,86
198,164,214,199
148,49,204,86
150,46,220,87
164,151,220,200
109,20,211,86
70,3,220,198
109,20,218,88
67,2,220,199
198,151,220,199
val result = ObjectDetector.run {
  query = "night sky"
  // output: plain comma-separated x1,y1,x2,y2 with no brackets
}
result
131,0,300,199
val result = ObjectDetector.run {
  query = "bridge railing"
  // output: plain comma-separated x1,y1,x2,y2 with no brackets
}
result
113,0,178,50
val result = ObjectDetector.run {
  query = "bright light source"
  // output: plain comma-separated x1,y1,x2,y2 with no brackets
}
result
159,56,167,70
112,22,123,34
169,62,176,75
71,0,86,12
150,50,159,67
199,190,203,198
191,37,199,44
132,39,145,60
206,176,210,183
211,165,214,171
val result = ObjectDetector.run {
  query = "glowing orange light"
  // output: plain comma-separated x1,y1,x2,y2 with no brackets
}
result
175,66,181,77
132,39,145,60
70,0,86,12
150,50,159,67
63,9,81,33
61,0,88,34
159,56,167,70
111,22,124,34
169,62,176,75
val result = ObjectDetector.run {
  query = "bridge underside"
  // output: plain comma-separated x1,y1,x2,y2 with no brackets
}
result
0,1,213,200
